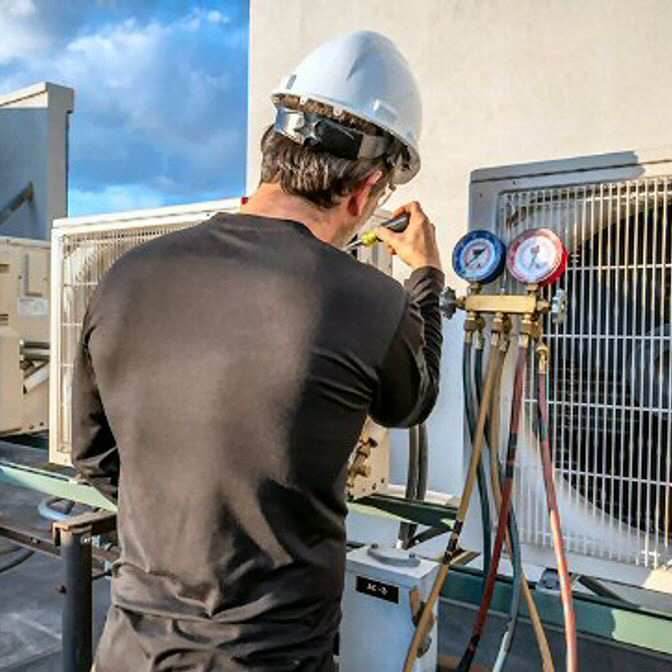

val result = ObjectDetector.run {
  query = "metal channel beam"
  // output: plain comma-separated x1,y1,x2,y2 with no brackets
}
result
349,493,456,529
444,566,672,659
0,520,59,556
0,458,455,524
2,457,670,658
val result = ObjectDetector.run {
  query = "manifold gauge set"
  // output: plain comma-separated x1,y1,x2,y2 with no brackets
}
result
452,227,567,287
409,227,577,672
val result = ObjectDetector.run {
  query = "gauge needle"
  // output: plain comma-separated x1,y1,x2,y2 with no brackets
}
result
468,247,485,266
527,245,540,269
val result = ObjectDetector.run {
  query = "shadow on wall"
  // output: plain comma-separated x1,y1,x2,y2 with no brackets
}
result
0,107,59,241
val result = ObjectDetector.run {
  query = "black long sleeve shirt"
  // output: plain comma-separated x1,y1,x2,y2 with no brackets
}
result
72,212,444,672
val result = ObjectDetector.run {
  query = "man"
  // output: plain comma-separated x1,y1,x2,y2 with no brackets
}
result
73,31,443,671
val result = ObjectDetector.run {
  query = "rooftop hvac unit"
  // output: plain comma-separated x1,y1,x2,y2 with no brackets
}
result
0,237,50,435
463,148,672,592
50,200,393,499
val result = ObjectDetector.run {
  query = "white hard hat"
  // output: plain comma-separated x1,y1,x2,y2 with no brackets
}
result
272,31,422,184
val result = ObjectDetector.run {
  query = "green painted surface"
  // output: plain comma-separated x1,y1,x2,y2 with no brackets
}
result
0,460,117,512
444,566,672,658
1,458,671,658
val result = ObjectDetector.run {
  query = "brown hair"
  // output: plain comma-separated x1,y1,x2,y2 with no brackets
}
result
259,96,398,209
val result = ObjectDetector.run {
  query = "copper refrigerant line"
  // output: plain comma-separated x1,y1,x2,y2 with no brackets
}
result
403,284,577,672
537,341,578,672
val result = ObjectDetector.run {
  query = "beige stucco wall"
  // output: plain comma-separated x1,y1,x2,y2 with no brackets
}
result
247,0,672,282
246,0,672,511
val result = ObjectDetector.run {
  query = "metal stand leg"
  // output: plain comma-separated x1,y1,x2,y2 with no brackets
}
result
60,528,93,672
53,511,116,672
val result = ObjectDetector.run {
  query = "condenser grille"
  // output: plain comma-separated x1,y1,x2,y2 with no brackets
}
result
495,178,671,569
54,223,194,462
51,208,395,466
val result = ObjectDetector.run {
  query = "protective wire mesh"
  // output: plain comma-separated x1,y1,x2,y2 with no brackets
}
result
56,224,194,459
495,178,671,569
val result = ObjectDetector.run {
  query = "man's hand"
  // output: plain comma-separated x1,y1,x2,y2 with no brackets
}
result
375,202,442,271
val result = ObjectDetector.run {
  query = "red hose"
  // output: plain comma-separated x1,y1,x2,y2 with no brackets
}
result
537,352,579,672
457,342,529,672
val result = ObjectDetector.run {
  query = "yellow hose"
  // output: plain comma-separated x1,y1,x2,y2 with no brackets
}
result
403,333,508,672
489,354,555,672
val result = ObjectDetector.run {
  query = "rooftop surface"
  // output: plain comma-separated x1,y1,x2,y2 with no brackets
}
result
0,441,670,671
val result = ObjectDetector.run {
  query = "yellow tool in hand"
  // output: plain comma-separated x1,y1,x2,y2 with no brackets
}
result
344,213,410,252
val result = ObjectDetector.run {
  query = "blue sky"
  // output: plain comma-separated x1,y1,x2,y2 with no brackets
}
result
0,0,249,215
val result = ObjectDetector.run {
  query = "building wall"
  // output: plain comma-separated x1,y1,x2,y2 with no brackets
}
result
246,0,672,506
0,82,73,241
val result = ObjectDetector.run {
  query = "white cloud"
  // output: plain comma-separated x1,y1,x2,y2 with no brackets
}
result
0,6,247,204
4,0,36,18
56,11,238,162
69,183,165,216
0,0,49,64
206,10,230,25
179,7,231,32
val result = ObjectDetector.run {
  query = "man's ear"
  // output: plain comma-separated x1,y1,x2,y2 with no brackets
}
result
347,171,384,217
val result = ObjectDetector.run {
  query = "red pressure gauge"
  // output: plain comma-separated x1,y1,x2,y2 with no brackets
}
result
506,228,568,287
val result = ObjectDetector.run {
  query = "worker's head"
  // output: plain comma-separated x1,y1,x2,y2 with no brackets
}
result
259,96,398,237
257,31,422,245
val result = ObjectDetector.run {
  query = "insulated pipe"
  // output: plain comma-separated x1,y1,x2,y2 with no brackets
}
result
398,426,420,547
22,348,49,362
403,331,509,672
457,340,529,672
399,424,430,549
486,350,554,672
403,424,430,548
22,340,49,350
0,548,34,574
24,363,49,393
416,423,429,503
536,342,578,672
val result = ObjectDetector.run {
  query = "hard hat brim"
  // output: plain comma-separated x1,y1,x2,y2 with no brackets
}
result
271,89,421,184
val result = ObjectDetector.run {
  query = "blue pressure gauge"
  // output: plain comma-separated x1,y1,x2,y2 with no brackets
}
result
452,230,507,284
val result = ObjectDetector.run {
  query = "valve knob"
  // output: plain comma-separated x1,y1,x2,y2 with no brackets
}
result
551,289,568,325
439,287,458,319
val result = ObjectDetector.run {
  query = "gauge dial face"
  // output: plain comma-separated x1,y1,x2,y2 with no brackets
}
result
452,230,506,284
507,228,567,286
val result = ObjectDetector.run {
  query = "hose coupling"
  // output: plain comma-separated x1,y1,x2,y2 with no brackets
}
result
474,329,485,351
491,312,512,336
537,341,550,374
464,310,485,334
520,313,542,342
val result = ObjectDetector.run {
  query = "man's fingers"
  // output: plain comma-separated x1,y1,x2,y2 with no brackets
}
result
409,201,427,220
393,201,427,222
374,226,395,244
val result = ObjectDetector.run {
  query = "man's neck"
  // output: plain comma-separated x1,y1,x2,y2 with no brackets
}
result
239,183,344,246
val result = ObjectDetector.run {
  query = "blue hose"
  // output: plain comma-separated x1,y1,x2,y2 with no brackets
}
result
474,345,523,672
463,340,492,589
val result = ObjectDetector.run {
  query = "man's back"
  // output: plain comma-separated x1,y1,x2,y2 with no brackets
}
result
73,213,443,671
